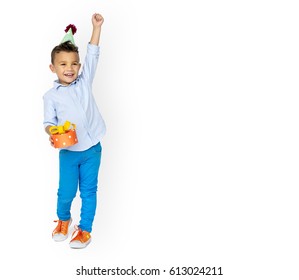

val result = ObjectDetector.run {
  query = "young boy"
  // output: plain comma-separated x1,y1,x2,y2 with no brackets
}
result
43,13,106,249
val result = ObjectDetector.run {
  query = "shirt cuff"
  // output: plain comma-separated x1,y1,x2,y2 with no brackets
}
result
43,122,56,128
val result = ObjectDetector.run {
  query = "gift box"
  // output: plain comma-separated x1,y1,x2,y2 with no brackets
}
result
50,121,78,149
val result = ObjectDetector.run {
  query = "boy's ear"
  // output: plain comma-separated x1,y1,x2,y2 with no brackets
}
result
49,64,56,73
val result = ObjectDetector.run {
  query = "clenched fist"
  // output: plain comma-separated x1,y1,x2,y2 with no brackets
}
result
92,13,104,27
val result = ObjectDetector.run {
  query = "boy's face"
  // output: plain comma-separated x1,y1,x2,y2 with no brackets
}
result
49,51,81,85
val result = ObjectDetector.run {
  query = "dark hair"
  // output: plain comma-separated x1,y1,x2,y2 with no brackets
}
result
51,41,79,64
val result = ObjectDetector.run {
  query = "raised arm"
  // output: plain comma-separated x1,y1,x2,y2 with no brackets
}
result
90,13,104,46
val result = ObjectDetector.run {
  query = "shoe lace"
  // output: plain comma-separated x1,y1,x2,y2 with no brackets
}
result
74,225,82,234
73,224,80,232
53,220,69,235
71,225,91,241
60,221,69,235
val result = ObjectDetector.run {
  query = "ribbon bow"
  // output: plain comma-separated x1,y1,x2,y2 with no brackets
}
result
49,121,76,135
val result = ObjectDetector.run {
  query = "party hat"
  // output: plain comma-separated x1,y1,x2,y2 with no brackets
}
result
61,24,77,45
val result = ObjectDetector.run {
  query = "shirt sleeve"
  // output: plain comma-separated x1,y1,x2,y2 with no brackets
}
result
43,94,58,128
80,43,100,84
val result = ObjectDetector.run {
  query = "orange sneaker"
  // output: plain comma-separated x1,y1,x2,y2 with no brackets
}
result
69,225,92,249
52,218,72,242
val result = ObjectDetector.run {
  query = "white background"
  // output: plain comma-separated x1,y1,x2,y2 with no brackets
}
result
0,0,298,279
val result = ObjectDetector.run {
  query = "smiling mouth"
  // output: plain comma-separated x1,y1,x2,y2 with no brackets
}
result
64,73,74,78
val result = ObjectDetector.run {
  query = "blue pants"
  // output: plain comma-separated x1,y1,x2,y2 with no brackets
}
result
57,142,102,233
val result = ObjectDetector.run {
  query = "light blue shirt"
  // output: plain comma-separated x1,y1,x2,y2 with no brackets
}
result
43,43,106,151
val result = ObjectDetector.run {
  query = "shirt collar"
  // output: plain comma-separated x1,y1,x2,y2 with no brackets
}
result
53,78,78,90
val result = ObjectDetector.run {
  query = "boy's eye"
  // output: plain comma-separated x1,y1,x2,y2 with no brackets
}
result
60,63,66,66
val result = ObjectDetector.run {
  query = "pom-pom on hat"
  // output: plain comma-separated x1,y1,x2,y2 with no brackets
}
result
61,24,77,45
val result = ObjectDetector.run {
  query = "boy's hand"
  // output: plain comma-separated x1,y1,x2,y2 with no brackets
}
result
45,125,55,147
92,13,104,27
49,136,54,147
